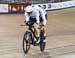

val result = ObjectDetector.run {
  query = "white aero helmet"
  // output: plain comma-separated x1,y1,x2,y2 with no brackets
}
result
25,6,33,12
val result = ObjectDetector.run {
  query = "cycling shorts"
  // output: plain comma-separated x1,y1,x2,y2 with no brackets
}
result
29,14,47,25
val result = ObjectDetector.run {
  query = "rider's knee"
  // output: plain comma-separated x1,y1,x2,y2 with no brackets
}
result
34,23,40,29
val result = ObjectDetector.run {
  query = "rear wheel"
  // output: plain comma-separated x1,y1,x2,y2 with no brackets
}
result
23,31,32,54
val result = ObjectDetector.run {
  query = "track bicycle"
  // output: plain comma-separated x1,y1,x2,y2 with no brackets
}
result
23,24,46,54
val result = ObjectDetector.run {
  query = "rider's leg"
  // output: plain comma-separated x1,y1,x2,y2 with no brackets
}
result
42,27,46,36
42,14,47,42
33,23,40,43
41,26,46,41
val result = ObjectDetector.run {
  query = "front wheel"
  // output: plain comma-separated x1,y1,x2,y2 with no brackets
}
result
23,31,32,54
40,39,46,52
40,30,46,52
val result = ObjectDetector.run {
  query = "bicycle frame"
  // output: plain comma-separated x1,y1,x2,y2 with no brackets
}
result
28,25,37,39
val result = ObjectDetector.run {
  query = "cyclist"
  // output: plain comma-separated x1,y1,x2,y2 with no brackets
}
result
24,5,47,44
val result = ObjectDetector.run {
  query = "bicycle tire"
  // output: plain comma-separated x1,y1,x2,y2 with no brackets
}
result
40,30,46,52
23,31,32,54
40,41,46,52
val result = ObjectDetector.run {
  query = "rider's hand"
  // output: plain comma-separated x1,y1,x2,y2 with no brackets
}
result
24,21,28,25
42,21,46,26
24,21,33,25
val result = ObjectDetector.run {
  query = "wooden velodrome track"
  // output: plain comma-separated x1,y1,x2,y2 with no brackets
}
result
0,8,75,58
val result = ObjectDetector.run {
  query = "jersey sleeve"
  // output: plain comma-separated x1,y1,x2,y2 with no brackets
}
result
35,10,40,24
40,8,47,25
24,12,29,22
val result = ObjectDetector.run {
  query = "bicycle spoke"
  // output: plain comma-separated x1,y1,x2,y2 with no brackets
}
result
23,31,32,54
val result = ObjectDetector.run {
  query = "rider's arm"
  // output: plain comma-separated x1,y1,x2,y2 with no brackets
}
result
24,12,29,22
35,11,40,24
40,8,47,25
